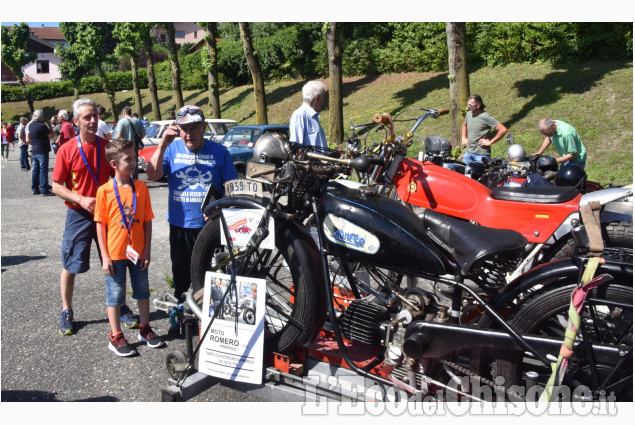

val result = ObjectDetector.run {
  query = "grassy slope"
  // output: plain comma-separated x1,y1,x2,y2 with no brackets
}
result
2,60,632,185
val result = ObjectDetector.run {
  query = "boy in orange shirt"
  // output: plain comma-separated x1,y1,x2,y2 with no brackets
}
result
95,139,164,356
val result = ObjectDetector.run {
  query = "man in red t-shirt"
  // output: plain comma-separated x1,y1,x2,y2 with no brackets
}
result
52,98,117,335
57,109,76,147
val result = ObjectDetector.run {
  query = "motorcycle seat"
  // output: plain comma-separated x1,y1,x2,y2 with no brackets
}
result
421,208,527,275
491,186,579,203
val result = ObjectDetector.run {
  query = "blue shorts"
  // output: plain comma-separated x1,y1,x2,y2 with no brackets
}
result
105,259,150,307
61,208,99,274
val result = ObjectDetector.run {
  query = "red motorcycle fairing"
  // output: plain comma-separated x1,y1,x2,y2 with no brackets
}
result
394,159,582,244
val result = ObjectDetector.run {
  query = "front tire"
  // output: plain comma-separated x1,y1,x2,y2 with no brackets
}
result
190,215,325,353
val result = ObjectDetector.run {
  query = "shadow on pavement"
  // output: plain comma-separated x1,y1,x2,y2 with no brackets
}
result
1,390,119,402
1,255,47,270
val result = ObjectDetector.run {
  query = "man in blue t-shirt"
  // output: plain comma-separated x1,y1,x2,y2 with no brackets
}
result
146,105,237,303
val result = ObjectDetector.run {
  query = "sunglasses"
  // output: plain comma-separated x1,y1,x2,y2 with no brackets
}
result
176,108,203,117
467,102,478,107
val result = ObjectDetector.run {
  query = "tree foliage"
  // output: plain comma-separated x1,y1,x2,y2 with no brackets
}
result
1,23,37,79
59,22,118,116
1,23,38,112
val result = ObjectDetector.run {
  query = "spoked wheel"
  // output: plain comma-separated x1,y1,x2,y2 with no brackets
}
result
190,216,325,353
222,301,232,317
243,308,256,325
493,282,633,401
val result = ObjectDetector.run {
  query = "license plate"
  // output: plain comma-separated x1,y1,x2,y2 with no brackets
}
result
224,179,263,197
246,160,276,183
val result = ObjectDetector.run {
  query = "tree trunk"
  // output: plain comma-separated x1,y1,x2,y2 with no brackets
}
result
19,79,34,115
97,65,118,119
73,84,79,101
446,22,470,149
326,22,343,146
203,23,221,119
144,35,162,121
165,23,184,110
239,22,268,125
131,57,144,118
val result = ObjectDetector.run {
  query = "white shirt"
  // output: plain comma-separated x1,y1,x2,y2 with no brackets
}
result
289,102,328,149
96,120,109,139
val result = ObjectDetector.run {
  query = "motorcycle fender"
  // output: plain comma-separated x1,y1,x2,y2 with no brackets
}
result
202,195,268,218
486,257,633,313
601,200,633,222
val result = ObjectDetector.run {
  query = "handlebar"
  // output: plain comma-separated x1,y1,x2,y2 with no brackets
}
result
305,151,384,173
373,112,392,126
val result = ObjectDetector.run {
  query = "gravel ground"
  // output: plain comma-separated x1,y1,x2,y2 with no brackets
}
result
0,151,266,404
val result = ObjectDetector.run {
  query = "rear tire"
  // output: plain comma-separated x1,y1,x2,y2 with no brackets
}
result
493,282,633,401
543,220,633,262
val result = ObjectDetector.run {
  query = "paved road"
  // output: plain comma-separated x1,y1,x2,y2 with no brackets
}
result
1,151,264,403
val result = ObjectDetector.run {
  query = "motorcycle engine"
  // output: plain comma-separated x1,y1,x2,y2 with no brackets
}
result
338,288,437,366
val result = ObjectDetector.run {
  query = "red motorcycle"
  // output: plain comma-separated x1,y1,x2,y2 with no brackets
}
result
353,108,632,280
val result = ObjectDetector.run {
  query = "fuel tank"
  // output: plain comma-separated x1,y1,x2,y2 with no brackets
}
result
393,159,581,244
317,182,447,275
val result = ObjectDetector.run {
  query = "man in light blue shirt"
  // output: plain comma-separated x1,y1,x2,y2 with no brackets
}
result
289,80,328,149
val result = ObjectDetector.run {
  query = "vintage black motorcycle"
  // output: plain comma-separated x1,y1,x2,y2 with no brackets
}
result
188,127,632,401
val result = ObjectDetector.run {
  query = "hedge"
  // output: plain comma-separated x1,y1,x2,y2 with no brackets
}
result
1,68,148,103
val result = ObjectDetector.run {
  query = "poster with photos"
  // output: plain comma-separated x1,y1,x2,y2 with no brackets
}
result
198,271,266,384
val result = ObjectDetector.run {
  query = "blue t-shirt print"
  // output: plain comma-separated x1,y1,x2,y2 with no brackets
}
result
163,140,238,228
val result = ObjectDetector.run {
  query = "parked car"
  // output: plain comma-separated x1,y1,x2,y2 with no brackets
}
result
219,124,289,178
141,118,237,148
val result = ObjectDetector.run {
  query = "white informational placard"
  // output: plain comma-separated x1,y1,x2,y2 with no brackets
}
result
219,208,275,250
198,272,266,384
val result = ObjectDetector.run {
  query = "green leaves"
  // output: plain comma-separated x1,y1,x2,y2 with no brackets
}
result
1,23,37,79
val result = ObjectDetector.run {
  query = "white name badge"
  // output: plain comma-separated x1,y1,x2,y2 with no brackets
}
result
126,245,139,265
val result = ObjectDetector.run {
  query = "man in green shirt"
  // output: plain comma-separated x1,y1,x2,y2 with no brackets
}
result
535,118,587,168
461,94,508,164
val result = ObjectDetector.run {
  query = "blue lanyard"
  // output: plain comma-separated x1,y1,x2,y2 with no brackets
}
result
113,178,136,244
76,135,100,186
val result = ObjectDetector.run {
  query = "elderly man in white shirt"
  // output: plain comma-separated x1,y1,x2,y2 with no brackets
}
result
289,80,328,149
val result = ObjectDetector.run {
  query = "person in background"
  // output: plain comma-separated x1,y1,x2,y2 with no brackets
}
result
6,121,17,153
289,80,328,149
113,106,145,151
16,117,30,170
146,105,237,304
95,105,111,140
534,118,587,169
26,110,53,195
50,116,62,154
1,122,13,161
461,94,508,164
57,110,75,148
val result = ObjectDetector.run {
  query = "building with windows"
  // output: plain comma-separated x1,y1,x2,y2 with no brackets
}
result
1,27,62,85
152,23,203,45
